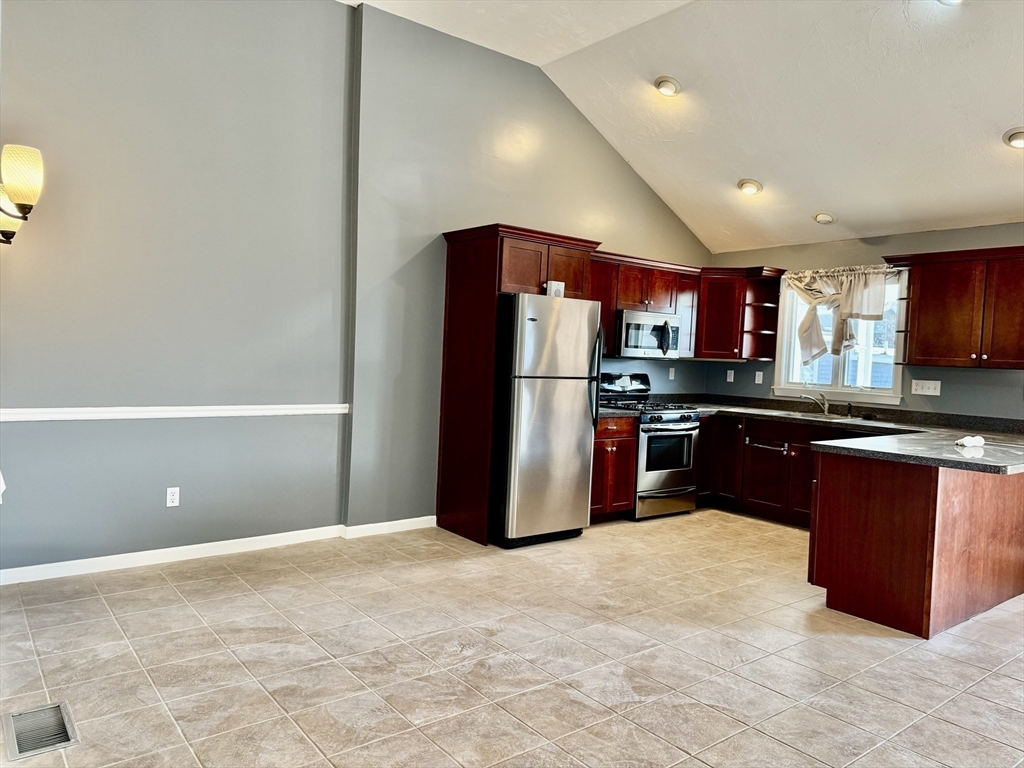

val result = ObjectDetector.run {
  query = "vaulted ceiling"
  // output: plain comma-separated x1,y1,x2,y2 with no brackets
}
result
344,0,1024,254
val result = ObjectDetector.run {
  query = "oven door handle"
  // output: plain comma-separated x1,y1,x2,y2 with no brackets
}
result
638,486,698,499
641,425,699,434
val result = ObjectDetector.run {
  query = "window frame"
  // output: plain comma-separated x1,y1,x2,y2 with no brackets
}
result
772,270,907,406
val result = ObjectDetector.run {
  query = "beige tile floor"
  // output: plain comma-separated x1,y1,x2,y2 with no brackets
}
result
0,510,1021,768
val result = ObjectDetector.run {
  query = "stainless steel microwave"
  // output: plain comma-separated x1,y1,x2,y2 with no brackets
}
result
618,310,684,359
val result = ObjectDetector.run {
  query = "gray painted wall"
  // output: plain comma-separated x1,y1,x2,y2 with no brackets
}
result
0,0,354,567
708,222,1024,418
346,7,711,526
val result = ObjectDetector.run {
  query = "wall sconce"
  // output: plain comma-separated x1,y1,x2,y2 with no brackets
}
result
0,145,44,245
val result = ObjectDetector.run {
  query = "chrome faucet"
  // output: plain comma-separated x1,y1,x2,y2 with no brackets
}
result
800,393,830,415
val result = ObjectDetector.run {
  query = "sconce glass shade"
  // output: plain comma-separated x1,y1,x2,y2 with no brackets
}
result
1,145,44,215
0,183,23,220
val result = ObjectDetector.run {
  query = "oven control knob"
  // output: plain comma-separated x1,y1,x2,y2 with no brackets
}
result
652,415,663,422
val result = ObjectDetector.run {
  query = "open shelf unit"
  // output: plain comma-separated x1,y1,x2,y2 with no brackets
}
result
742,269,783,361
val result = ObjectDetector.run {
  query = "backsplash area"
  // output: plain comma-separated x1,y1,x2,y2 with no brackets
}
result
600,358,706,394
601,357,1022,421
702,361,1024,421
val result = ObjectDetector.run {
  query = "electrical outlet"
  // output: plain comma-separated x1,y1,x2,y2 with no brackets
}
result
911,379,941,396
668,367,675,381
166,487,180,507
754,371,764,385
726,370,735,383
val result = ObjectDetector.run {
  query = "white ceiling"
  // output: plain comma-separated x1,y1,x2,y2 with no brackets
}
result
339,0,691,66
343,0,1024,254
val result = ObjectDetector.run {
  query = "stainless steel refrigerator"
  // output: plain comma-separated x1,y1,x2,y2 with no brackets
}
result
492,293,601,547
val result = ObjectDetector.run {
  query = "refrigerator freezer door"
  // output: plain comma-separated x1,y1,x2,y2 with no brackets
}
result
506,377,594,539
513,294,601,379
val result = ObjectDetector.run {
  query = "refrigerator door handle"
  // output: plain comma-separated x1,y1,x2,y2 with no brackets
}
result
589,323,603,379
589,379,599,428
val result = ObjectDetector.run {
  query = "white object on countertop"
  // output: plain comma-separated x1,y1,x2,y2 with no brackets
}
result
954,435,986,447
955,445,986,459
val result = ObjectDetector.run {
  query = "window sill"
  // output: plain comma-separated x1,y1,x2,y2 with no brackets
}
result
772,386,903,406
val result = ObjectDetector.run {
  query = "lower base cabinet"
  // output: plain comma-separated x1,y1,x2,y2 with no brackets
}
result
698,414,874,529
591,418,638,522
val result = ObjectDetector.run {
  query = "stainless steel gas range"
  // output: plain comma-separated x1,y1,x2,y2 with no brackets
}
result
600,373,701,520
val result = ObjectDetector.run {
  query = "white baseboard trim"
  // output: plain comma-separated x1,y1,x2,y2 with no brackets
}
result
341,516,437,539
0,404,350,423
0,515,436,584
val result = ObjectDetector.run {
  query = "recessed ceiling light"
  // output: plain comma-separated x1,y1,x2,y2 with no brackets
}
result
737,179,763,195
814,212,837,225
655,76,681,97
937,0,963,5
1003,128,1024,149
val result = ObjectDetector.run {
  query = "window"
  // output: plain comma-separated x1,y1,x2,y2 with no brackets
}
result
773,271,907,405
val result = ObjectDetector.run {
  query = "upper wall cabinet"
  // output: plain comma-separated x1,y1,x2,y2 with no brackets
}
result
695,268,782,361
612,263,678,313
886,247,1024,370
499,234,592,298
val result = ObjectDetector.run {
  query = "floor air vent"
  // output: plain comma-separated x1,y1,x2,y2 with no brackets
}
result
2,702,79,761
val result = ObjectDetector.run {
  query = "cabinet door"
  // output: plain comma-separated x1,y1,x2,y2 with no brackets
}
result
786,443,814,528
646,269,678,314
607,437,637,513
980,258,1024,369
694,416,713,505
907,261,986,367
696,277,744,358
711,415,745,505
500,238,548,294
676,275,699,358
588,260,618,355
591,440,609,516
548,247,589,299
616,266,647,311
741,438,790,521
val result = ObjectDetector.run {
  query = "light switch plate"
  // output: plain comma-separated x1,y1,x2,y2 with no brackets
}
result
911,379,941,396
726,370,735,383
754,371,764,385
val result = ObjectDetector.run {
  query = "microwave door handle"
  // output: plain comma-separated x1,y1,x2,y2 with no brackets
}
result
660,321,671,355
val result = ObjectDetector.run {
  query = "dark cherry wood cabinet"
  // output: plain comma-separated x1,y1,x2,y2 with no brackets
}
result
646,269,678,313
677,275,700,359
886,247,1024,370
695,276,745,359
694,415,713,506
500,238,550,295
591,417,638,522
906,260,986,367
812,451,1024,638
439,225,600,544
981,257,1024,368
588,259,618,356
548,246,589,299
741,437,790,519
787,443,816,522
616,266,648,311
609,261,677,313
710,415,745,505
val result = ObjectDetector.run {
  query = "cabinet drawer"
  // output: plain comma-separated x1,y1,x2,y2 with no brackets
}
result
597,417,638,439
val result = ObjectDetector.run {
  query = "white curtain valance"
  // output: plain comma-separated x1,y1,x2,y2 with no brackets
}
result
784,265,898,366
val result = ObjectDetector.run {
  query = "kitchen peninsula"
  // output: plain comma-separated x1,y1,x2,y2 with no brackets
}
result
810,432,1024,639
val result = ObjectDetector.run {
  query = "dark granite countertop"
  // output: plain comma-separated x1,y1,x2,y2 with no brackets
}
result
811,431,1024,475
596,403,1024,474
